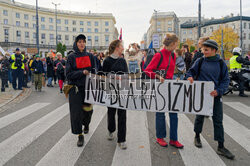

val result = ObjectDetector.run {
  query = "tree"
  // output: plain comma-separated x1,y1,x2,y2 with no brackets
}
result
210,26,239,60
56,42,67,57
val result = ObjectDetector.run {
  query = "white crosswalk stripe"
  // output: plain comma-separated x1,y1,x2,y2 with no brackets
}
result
0,103,50,130
36,105,107,166
166,114,226,166
111,111,152,166
0,103,69,165
224,102,250,117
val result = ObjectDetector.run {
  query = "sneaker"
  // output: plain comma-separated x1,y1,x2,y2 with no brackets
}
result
77,135,84,147
107,132,114,141
169,140,184,149
60,89,63,93
156,138,168,147
84,125,89,134
118,142,127,150
194,137,202,148
217,147,235,160
239,93,248,97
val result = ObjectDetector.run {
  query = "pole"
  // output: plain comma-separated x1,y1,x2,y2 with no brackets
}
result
36,0,39,54
198,0,201,40
52,2,60,48
240,0,243,49
221,28,225,60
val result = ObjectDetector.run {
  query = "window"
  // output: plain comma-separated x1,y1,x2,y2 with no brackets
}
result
95,21,99,26
57,26,61,31
73,36,76,41
49,18,53,23
203,28,206,33
105,35,109,42
105,21,109,26
72,20,76,25
33,16,36,21
65,19,68,24
16,13,20,18
157,21,161,26
80,28,84,32
190,30,192,34
65,35,69,40
243,44,246,49
57,19,61,24
157,28,161,32
210,27,213,32
49,25,53,30
33,33,36,39
4,29,9,36
3,10,8,16
244,22,246,29
24,14,29,20
33,24,36,28
25,32,29,38
65,27,69,31
41,24,45,30
168,27,172,32
16,21,20,26
95,28,98,33
95,36,99,42
243,33,246,40
80,21,84,25
168,21,172,25
105,28,109,32
50,34,54,40
87,21,91,26
58,35,62,40
25,23,29,28
73,28,76,32
5,36,8,42
4,19,8,25
183,30,186,34
41,33,46,39
41,17,45,22
87,28,91,32
16,31,21,37
249,33,250,40
88,36,92,41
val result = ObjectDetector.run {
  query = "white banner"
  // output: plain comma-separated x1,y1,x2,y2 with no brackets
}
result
0,46,6,56
85,74,215,116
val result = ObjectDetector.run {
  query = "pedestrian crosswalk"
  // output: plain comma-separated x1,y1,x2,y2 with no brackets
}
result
0,101,249,166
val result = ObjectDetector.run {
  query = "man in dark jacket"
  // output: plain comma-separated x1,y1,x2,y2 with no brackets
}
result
46,53,54,87
31,55,45,91
66,34,95,147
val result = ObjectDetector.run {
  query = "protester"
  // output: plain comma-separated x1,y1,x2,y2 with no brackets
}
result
10,48,26,90
22,51,29,88
229,47,250,97
144,33,184,149
28,55,35,84
102,39,128,150
66,34,96,147
140,49,148,72
31,55,45,92
186,39,235,160
53,56,57,85
125,43,142,74
183,44,192,71
54,52,66,93
46,52,54,87
0,53,10,92
173,49,186,80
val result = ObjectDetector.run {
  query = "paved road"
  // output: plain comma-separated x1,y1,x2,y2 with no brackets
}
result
0,85,249,166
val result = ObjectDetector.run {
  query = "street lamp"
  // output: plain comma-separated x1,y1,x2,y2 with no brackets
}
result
36,0,39,54
198,0,201,40
52,2,60,47
240,0,243,49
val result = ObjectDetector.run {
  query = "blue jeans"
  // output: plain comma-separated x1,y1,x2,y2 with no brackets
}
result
173,73,184,80
156,112,178,141
128,61,139,73
47,77,53,85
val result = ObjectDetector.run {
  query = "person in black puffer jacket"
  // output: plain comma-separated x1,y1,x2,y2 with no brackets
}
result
66,34,96,147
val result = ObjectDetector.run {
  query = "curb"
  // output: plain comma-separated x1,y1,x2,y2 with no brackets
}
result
0,90,23,108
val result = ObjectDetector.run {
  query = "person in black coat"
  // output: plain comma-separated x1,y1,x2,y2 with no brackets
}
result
0,54,10,92
46,53,54,87
54,52,66,93
66,34,96,147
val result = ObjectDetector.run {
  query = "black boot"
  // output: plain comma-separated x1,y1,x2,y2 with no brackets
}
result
84,125,89,134
194,137,202,148
239,93,248,97
77,135,84,147
217,147,235,160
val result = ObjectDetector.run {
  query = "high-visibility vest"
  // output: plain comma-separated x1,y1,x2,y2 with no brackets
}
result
229,55,242,69
11,54,25,70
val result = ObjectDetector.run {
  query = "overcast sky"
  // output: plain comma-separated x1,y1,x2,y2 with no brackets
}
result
17,0,250,48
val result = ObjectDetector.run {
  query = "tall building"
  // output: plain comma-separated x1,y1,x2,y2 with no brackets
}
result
180,15,250,53
0,0,118,53
145,12,179,48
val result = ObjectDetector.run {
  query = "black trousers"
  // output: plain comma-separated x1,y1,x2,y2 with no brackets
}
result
231,72,246,94
194,96,224,142
69,87,93,135
107,107,126,143
12,69,24,89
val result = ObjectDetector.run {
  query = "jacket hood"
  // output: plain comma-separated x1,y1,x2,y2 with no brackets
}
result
204,54,221,62
73,42,87,55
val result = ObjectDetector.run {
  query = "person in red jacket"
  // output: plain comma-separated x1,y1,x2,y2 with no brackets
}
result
144,33,184,148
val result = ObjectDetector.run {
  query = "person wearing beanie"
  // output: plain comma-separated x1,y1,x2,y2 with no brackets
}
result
66,34,96,147
186,39,235,160
229,47,250,97
31,55,45,92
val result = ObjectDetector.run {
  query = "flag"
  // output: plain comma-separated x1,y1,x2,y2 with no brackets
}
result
148,41,153,49
119,28,122,41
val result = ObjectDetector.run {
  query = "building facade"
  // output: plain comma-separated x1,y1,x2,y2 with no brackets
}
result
145,12,179,48
180,16,250,53
0,0,118,53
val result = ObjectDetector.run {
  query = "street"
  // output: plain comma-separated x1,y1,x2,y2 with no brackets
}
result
0,85,249,166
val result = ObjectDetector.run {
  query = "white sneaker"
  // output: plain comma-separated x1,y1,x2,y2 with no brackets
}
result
118,142,127,150
107,132,114,140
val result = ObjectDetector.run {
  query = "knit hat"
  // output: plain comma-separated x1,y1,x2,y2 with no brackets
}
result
35,55,40,58
202,39,218,50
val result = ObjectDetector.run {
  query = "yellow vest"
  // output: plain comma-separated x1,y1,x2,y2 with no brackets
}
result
229,55,242,69
11,54,25,70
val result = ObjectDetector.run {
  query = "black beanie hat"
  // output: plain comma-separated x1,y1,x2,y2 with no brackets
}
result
203,39,218,50
75,34,86,43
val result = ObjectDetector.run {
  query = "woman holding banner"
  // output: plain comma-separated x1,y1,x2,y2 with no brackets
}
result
66,34,96,147
102,39,128,150
144,33,184,148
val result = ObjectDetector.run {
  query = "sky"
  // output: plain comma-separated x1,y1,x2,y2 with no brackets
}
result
16,0,250,48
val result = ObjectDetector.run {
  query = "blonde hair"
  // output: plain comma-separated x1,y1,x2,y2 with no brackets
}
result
163,33,178,46
56,52,62,57
5,52,10,57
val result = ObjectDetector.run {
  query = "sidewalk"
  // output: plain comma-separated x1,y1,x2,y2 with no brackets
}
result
0,83,23,108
